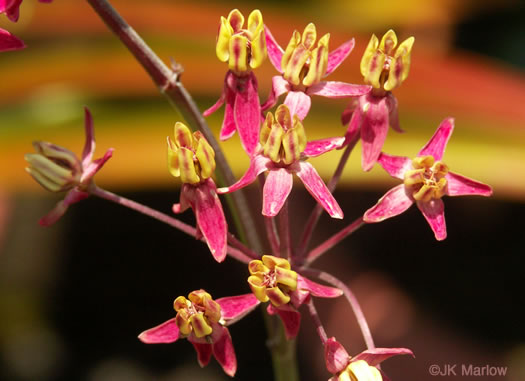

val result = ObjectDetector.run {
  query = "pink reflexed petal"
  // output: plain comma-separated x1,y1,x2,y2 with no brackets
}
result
352,347,414,367
220,88,237,140
284,91,311,120
0,28,25,52
191,342,213,367
211,326,237,377
203,92,225,117
172,184,193,214
216,293,260,324
289,288,310,308
307,81,371,99
295,161,343,219
325,38,355,76
261,75,290,111
264,25,284,73
234,73,260,156
218,154,271,194
138,318,180,344
5,0,21,22
417,198,447,240
39,188,89,226
386,93,403,133
262,167,293,217
267,304,301,340
297,274,343,298
303,137,345,158
194,179,227,262
80,148,114,183
364,184,413,223
81,107,95,167
343,102,363,143
325,337,350,374
377,152,413,180
361,96,389,171
445,172,493,197
418,118,455,161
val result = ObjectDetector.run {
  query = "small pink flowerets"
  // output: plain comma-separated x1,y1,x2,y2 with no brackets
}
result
138,290,260,378
363,118,493,240
24,107,113,226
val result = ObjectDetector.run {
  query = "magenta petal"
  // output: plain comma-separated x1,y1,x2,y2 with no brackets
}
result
417,198,447,240
211,326,237,377
234,73,261,156
194,179,227,262
418,118,454,161
295,161,343,219
81,148,114,183
203,93,225,117
81,107,95,167
0,28,25,52
361,96,389,171
39,189,89,226
284,91,311,120
216,294,260,324
218,155,271,194
138,318,180,344
297,274,342,298
191,342,213,368
303,137,345,158
352,347,414,367
264,25,284,73
261,75,290,111
343,102,363,145
325,337,350,374
325,38,355,76
307,81,371,99
263,167,293,217
386,93,403,133
446,172,493,197
364,184,413,223
377,152,413,180
5,0,21,22
267,304,301,340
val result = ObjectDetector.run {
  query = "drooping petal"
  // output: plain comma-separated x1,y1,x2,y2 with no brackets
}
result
418,118,454,161
352,347,414,367
81,107,95,167
80,148,114,183
220,85,237,140
264,25,284,73
194,179,227,262
172,183,193,214
307,81,371,98
191,342,213,368
234,72,260,156
416,198,447,240
445,172,493,197
377,152,412,180
324,337,350,374
211,326,237,377
325,38,355,76
216,294,260,325
385,92,403,133
295,161,343,219
0,28,25,52
297,274,342,298
361,95,389,171
284,91,311,120
364,184,413,223
203,87,225,116
3,0,22,22
39,188,89,227
218,154,271,194
261,75,290,111
267,304,301,340
343,101,363,142
138,318,180,344
303,137,345,158
262,167,293,217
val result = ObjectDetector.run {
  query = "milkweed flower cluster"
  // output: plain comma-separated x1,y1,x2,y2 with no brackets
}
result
21,3,494,380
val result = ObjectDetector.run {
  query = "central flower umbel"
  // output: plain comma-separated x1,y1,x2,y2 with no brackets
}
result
174,290,222,339
281,23,329,90
248,255,298,307
260,104,307,166
404,155,449,202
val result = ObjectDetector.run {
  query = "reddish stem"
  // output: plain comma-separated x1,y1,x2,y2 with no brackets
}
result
306,298,328,344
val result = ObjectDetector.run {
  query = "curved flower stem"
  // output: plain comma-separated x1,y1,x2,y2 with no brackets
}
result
85,0,263,252
302,268,376,351
279,200,291,260
306,298,328,344
89,185,253,263
297,135,359,258
306,217,364,266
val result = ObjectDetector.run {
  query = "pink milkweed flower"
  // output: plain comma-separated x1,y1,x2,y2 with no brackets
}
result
363,118,493,240
324,337,414,381
0,27,24,52
203,9,267,156
138,290,260,378
219,104,344,219
262,23,371,120
168,122,228,262
343,30,415,171
24,107,113,226
248,255,342,339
